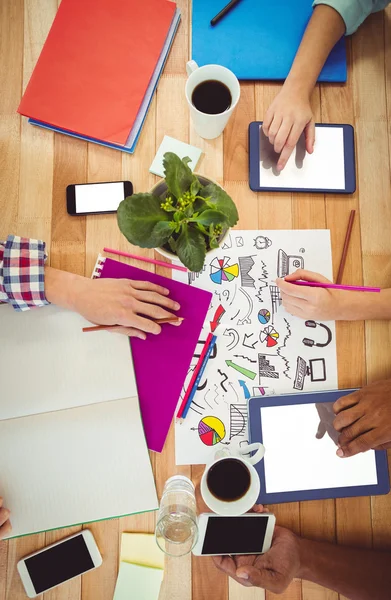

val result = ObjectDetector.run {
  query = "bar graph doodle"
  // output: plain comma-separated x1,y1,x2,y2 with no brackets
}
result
270,285,282,321
230,404,248,439
238,256,256,288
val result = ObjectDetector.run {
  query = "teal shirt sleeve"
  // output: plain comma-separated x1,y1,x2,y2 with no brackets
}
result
312,0,390,35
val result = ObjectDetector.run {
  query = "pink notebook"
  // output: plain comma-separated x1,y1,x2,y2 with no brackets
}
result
93,256,212,452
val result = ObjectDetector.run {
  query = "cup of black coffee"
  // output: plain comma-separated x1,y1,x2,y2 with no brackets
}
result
185,60,240,140
201,443,265,515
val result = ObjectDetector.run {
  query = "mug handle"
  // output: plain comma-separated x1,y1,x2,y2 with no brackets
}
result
238,442,265,466
186,60,199,76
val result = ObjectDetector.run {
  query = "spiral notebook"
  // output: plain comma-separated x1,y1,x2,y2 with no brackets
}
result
92,255,212,452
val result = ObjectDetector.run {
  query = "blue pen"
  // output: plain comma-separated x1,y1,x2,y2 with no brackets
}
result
182,335,217,419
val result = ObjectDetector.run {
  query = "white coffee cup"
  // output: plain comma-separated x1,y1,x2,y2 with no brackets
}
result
185,60,241,140
200,443,265,516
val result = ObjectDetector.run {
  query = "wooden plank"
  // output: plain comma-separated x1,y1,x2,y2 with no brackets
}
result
224,83,255,182
164,0,189,75
17,0,56,242
78,144,123,600
154,70,192,600
50,135,87,276
0,1,24,590
255,83,299,600
0,0,24,238
323,37,372,600
355,10,391,560
229,579,265,600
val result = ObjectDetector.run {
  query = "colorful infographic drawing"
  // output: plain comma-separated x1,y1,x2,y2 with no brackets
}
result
174,230,338,465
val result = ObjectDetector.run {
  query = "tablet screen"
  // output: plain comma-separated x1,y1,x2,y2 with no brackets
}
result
261,403,378,494
259,125,346,190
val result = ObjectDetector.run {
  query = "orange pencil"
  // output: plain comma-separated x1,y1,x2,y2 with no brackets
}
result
82,317,183,333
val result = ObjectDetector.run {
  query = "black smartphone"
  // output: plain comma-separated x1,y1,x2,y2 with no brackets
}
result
66,181,133,216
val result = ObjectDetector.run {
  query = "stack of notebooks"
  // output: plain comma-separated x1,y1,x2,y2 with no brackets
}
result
18,0,181,153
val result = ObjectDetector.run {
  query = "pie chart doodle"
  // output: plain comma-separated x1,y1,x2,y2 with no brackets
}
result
259,325,280,348
210,257,239,285
198,416,226,446
258,309,271,325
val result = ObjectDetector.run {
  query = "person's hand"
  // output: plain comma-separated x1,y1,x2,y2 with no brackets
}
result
45,267,182,339
262,84,315,171
0,498,11,539
213,524,301,593
276,269,346,321
71,277,182,338
334,380,391,458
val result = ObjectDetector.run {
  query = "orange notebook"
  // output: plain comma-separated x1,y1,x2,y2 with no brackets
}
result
18,0,176,145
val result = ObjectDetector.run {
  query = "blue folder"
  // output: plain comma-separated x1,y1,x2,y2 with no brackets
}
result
192,0,346,82
249,390,390,504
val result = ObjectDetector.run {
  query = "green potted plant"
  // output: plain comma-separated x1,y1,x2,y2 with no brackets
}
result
117,152,239,272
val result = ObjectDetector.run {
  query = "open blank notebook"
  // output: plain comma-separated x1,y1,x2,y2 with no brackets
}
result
0,305,158,538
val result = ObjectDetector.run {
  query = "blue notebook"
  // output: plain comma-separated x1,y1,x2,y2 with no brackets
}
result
248,390,389,504
192,0,346,82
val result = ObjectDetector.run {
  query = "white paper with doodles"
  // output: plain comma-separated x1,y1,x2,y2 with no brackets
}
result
174,230,338,465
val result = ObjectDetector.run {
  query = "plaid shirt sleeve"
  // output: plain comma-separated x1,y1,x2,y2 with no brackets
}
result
0,235,50,311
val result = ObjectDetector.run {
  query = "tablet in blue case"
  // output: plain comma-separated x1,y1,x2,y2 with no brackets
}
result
249,122,356,194
249,390,389,504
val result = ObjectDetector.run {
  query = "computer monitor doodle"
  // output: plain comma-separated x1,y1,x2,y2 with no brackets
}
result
293,357,326,390
277,249,304,278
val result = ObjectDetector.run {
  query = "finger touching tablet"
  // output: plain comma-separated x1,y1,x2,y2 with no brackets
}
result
249,122,356,194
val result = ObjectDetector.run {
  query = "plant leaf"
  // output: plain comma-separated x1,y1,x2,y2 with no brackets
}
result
163,152,195,200
150,221,176,247
184,204,194,218
199,183,239,227
176,224,206,272
117,193,170,248
190,178,201,197
168,237,177,253
193,209,228,226
210,237,220,249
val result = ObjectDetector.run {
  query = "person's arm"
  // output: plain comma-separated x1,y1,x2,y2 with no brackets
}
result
44,266,181,338
297,536,391,600
276,269,391,321
214,525,391,599
1,235,182,337
262,4,345,170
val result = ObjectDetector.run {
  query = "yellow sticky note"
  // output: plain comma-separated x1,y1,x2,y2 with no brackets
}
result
114,562,163,600
120,533,165,570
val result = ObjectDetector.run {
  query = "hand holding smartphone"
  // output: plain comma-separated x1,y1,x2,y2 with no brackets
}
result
192,513,276,557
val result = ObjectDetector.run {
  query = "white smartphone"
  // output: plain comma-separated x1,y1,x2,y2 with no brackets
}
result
17,530,102,598
192,513,276,557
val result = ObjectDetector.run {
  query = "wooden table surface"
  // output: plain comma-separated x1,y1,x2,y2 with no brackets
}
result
1,1,391,599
